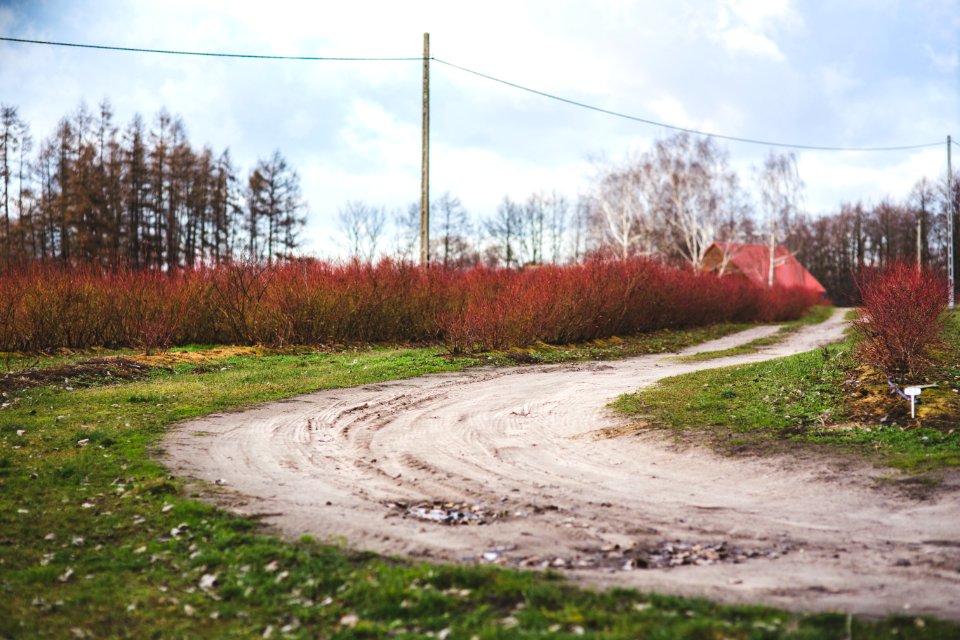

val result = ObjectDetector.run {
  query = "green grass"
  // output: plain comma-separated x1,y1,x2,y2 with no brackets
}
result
479,322,752,366
613,312,960,474
1,330,957,637
0,322,749,376
673,305,835,362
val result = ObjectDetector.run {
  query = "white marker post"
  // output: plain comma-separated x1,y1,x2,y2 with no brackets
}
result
904,387,922,419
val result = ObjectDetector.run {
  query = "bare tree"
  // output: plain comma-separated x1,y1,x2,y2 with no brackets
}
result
14,115,34,258
590,153,656,258
545,190,569,264
246,151,305,262
392,202,419,261
711,171,753,274
338,200,385,261
485,196,523,267
570,195,592,263
651,134,744,270
756,151,804,286
520,192,546,264
910,177,937,267
1,105,22,260
432,191,473,266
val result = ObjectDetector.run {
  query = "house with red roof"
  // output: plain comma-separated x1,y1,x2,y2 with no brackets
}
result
702,242,827,297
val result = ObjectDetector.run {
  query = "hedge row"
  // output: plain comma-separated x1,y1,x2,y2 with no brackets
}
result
0,259,823,353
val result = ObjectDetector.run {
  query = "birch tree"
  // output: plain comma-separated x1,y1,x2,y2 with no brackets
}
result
591,154,656,258
756,151,804,286
652,134,741,270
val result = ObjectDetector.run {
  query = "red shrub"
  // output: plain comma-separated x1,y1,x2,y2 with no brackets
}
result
3,264,112,351
206,260,277,344
0,271,24,354
0,258,822,354
112,268,193,354
852,262,949,376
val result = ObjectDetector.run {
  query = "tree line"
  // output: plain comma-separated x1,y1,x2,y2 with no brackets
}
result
783,181,958,304
339,133,958,304
2,101,955,304
0,101,305,268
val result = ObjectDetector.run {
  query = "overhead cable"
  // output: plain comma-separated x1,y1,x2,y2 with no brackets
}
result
1,35,947,152
0,36,423,61
433,58,943,152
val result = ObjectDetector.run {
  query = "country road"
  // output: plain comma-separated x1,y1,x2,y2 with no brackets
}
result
161,308,960,620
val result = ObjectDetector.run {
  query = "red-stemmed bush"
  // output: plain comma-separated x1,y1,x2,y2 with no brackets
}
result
112,268,194,354
852,262,949,377
0,258,824,354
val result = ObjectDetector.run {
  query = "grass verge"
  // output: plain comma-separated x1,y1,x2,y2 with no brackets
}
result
478,322,752,366
612,312,960,475
1,329,956,638
672,305,835,362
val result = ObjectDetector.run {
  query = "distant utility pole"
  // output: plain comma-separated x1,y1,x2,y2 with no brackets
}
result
420,32,430,267
767,223,776,288
916,215,922,268
949,135,955,308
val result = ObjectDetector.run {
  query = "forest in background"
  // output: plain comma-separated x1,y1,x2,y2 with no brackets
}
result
0,101,304,269
2,101,958,305
371,138,960,306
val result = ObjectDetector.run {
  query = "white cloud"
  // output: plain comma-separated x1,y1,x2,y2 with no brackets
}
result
798,148,944,213
340,99,420,172
924,44,959,72
719,0,799,30
644,93,726,135
817,64,862,98
720,27,784,61
715,0,800,61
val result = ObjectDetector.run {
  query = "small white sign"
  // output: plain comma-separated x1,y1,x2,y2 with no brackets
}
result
904,387,922,418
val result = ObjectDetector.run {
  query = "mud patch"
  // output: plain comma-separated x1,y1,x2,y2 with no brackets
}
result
0,357,158,393
387,500,507,525
493,540,792,571
644,540,792,568
585,420,649,440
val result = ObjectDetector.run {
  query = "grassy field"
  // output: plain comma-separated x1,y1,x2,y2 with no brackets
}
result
2,322,957,638
671,305,835,362
613,312,960,475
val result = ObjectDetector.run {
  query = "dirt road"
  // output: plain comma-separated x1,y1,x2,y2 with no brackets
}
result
162,308,960,620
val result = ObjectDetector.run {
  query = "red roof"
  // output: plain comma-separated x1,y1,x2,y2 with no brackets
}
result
711,242,826,294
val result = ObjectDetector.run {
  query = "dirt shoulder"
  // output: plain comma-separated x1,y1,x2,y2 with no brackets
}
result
161,308,960,621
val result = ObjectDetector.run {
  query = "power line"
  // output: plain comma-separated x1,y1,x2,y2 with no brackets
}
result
433,58,943,153
1,35,947,152
0,36,423,61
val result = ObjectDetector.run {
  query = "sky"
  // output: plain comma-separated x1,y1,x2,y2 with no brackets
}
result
0,0,957,257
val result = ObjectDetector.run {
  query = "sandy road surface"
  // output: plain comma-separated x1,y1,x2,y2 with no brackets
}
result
162,309,960,620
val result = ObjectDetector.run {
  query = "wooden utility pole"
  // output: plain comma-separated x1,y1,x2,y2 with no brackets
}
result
949,135,955,308
420,33,430,266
